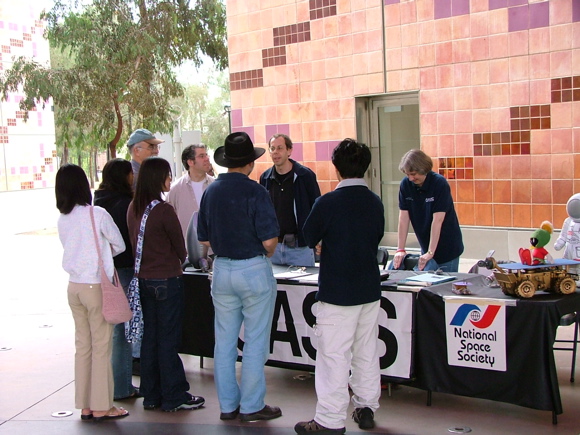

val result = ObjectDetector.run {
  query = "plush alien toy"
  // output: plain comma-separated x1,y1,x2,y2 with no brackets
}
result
554,193,580,274
519,220,554,265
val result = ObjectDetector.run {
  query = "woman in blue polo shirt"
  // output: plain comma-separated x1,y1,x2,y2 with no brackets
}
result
391,149,464,272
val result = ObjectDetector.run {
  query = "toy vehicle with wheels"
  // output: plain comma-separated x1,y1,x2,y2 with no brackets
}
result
477,257,579,298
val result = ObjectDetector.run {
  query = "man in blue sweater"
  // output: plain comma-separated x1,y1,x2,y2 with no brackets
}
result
295,139,385,434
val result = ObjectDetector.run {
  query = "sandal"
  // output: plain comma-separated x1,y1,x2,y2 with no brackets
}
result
81,413,93,421
93,406,129,422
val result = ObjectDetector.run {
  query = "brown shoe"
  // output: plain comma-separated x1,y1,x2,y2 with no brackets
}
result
239,405,282,422
294,419,346,434
220,406,240,420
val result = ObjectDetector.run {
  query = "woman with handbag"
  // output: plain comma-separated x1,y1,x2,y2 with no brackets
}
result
127,157,205,412
56,164,130,422
94,158,142,400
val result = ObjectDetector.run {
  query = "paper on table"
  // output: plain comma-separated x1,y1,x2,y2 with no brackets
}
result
274,271,314,280
298,273,319,284
397,273,456,286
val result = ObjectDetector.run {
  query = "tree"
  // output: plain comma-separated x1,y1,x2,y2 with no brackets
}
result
172,68,230,151
0,0,227,159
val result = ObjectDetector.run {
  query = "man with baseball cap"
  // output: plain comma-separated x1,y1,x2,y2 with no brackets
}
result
197,131,282,423
127,128,164,188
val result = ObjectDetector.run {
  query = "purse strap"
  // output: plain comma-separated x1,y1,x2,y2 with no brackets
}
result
89,206,104,268
133,200,160,275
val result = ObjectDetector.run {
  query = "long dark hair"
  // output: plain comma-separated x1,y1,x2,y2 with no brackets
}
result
132,157,171,217
55,164,92,214
97,158,133,197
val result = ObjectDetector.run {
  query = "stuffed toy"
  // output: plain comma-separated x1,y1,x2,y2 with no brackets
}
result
519,220,554,265
554,193,580,274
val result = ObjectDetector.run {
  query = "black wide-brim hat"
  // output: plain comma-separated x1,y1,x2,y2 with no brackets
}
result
214,132,265,168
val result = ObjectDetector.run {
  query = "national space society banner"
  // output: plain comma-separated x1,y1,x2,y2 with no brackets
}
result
444,297,507,372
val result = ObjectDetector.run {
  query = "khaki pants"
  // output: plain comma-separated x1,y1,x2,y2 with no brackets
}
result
67,282,114,412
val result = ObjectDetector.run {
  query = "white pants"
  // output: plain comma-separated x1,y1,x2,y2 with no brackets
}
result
314,300,381,429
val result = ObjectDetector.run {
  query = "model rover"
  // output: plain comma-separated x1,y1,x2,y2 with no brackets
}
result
477,257,579,298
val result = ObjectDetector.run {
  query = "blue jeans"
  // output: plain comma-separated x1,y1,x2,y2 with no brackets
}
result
211,255,277,414
139,276,190,410
112,267,137,399
270,244,315,267
388,256,460,273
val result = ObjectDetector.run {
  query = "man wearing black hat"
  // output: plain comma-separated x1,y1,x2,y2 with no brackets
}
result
197,132,282,423
127,128,164,188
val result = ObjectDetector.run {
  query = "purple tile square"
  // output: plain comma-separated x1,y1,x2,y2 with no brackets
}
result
529,2,549,29
488,0,507,10
329,140,341,154
508,0,527,6
384,0,399,5
434,0,452,19
292,142,304,161
575,1,580,22
452,0,470,16
231,109,243,128
232,126,255,143
316,141,330,161
265,124,290,141
508,5,528,32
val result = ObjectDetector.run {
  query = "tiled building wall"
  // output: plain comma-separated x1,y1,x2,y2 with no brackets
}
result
0,0,56,192
227,0,579,230
227,0,384,194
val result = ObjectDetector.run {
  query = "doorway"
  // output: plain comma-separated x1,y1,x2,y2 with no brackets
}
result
356,92,420,246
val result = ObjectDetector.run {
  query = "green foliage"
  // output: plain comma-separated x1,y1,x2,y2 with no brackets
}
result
171,68,230,151
0,0,228,161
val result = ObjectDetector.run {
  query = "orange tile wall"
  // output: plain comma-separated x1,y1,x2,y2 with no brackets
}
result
227,0,580,231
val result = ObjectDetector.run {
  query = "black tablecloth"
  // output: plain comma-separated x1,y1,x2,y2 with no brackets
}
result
408,274,580,414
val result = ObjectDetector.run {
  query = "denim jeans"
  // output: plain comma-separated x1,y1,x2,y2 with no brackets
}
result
211,255,277,414
111,267,136,399
270,244,315,267
389,256,460,273
139,276,190,410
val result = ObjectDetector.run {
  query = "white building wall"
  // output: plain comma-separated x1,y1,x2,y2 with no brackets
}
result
0,0,55,191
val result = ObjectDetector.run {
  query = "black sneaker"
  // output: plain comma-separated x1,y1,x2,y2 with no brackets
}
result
294,419,346,434
164,395,205,412
239,405,282,422
352,407,375,429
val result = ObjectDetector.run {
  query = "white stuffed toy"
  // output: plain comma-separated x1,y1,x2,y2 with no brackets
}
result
554,193,580,275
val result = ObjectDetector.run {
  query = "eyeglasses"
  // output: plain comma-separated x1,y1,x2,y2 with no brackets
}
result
269,145,286,153
137,144,160,151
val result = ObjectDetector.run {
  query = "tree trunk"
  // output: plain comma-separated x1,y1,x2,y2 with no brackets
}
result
88,150,94,189
62,143,69,166
93,147,99,185
108,95,124,159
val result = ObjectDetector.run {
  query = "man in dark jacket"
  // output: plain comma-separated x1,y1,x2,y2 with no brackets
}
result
259,134,321,266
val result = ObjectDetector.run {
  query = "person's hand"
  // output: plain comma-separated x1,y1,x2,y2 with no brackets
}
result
418,251,434,271
315,244,322,256
393,251,406,269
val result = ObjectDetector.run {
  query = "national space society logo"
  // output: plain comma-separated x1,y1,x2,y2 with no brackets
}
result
445,300,506,371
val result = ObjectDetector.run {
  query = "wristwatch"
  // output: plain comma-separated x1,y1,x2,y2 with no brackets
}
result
427,250,433,256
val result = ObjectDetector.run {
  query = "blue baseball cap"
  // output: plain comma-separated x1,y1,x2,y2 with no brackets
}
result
127,128,164,147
